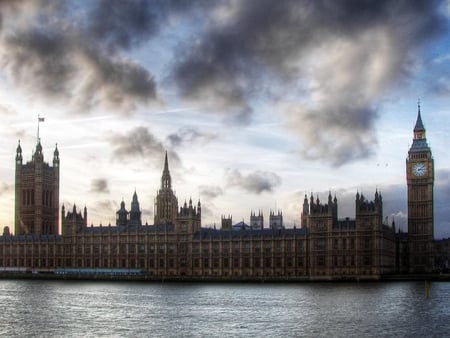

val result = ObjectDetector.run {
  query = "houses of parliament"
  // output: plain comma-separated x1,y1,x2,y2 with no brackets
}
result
0,106,447,280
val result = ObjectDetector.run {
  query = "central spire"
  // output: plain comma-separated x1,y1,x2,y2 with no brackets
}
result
161,151,172,189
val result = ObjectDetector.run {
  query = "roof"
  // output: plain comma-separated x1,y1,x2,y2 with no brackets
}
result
414,108,425,132
193,227,308,240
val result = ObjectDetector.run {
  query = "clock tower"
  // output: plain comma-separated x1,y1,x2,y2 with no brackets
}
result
406,102,434,273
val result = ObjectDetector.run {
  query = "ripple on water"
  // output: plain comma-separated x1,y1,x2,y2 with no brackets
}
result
0,281,448,337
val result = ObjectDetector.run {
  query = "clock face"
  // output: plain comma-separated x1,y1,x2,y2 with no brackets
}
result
412,163,427,177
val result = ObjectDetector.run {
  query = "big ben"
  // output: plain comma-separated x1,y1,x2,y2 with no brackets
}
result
406,102,434,273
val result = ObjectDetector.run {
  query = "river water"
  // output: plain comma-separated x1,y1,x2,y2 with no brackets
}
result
0,280,448,337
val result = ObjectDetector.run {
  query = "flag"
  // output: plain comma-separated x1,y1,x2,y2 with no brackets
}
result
38,117,45,122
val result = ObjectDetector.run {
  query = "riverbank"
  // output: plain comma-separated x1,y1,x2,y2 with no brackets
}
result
0,272,449,283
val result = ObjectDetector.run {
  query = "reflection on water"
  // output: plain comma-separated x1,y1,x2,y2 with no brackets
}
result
0,280,448,337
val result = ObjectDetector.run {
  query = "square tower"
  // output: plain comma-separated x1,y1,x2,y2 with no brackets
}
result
14,140,60,235
406,104,434,273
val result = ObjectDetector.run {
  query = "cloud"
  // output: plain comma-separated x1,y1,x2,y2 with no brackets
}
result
109,126,180,166
170,0,446,164
0,1,447,164
0,0,158,114
0,104,16,116
167,127,217,148
90,178,109,194
199,185,223,200
0,182,12,196
226,169,281,194
93,199,115,219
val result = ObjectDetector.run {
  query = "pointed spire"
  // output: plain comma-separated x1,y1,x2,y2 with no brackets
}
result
35,138,43,154
414,99,425,132
16,140,23,163
164,150,169,172
16,140,22,154
54,143,59,157
161,151,172,189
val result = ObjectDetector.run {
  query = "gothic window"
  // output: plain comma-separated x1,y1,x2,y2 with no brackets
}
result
286,241,292,252
244,242,250,253
179,243,186,254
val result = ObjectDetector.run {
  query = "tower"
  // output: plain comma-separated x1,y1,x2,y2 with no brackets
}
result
116,200,129,226
250,210,264,230
154,151,178,225
14,140,60,235
301,194,309,228
406,102,434,273
129,190,142,226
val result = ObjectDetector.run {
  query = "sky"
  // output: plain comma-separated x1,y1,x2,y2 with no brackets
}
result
0,0,449,238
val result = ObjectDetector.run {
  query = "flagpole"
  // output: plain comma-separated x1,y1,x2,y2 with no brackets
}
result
37,115,40,143
37,115,45,143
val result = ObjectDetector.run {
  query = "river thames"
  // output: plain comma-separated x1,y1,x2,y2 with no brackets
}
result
0,280,448,337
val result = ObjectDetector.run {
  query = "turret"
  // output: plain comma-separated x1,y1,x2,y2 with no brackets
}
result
53,143,60,167
116,199,128,226
34,138,43,162
129,190,142,226
16,140,22,165
301,194,309,228
83,205,88,227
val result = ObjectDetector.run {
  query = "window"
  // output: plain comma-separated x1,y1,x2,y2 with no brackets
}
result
316,238,326,250
317,256,325,266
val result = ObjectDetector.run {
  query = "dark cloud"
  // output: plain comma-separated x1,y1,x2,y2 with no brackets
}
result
90,178,109,194
167,127,217,148
226,169,281,194
171,0,446,164
0,1,447,163
0,0,158,114
199,185,223,200
109,126,180,166
87,0,159,50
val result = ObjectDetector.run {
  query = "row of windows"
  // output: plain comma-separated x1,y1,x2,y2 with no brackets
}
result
0,257,306,270
314,238,371,250
316,255,371,267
